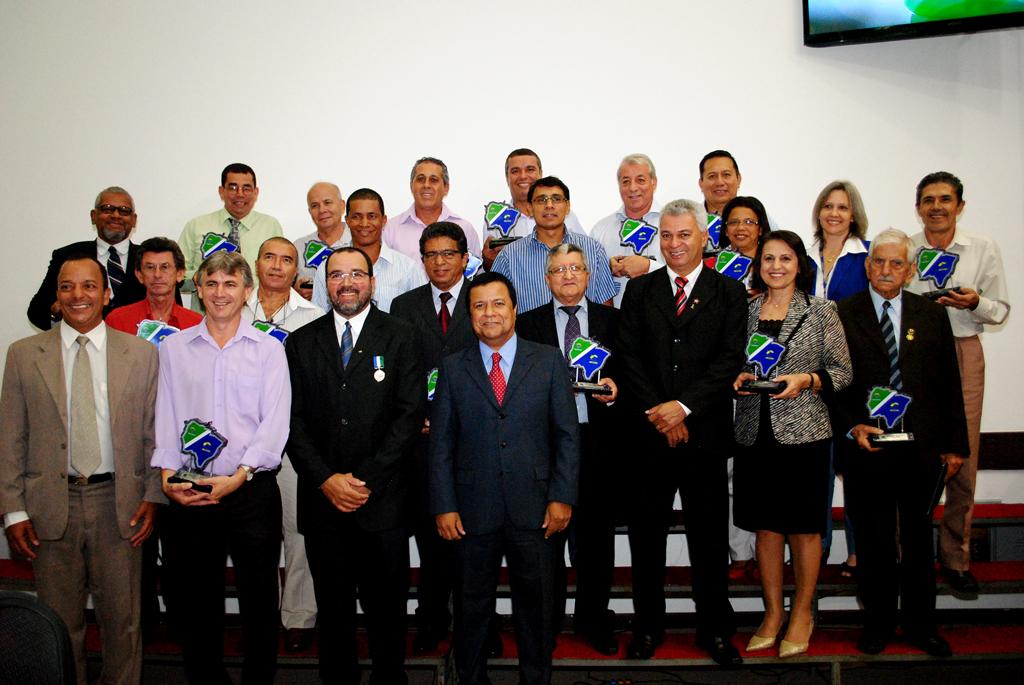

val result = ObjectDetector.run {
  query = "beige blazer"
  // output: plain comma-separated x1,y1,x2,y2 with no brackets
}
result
0,326,163,539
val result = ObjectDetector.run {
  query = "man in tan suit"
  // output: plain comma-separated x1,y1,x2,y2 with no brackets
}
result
1,255,162,685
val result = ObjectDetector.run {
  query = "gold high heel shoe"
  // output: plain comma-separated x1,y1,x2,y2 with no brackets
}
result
779,621,814,658
745,633,777,651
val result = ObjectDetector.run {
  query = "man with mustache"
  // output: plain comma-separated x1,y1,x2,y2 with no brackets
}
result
905,171,1010,595
28,186,147,329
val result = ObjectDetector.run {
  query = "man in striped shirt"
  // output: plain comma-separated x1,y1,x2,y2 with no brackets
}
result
491,177,616,313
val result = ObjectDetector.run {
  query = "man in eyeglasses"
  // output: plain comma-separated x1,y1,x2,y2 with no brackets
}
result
591,154,664,308
311,188,425,313
177,162,284,308
491,176,616,313
28,186,147,329
517,243,621,655
287,246,425,685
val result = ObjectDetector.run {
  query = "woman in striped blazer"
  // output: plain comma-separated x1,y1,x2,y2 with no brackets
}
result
732,230,852,658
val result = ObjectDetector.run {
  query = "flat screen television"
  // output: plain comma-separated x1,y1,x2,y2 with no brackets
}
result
804,1,1024,47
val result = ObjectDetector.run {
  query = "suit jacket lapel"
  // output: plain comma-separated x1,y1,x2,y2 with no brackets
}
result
777,291,810,343
465,347,500,410
35,329,67,432
849,292,889,359
416,287,445,341
653,270,681,327
314,316,346,382
538,303,560,348
898,292,921,365
105,330,134,421
343,308,382,378
504,340,538,401
674,269,717,328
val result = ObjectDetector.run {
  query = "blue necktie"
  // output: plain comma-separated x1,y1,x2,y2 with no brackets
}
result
107,246,125,300
340,321,353,369
880,301,902,390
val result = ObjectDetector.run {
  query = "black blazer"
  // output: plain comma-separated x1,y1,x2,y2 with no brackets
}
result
390,281,477,372
516,298,620,421
428,338,580,534
286,307,425,533
835,289,969,464
616,266,747,450
28,240,146,329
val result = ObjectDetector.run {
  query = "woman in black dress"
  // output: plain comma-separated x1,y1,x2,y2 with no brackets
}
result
732,231,852,657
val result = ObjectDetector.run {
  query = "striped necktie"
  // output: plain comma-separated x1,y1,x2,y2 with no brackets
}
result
340,321,353,369
880,301,903,390
674,276,688,316
106,246,125,301
227,217,241,247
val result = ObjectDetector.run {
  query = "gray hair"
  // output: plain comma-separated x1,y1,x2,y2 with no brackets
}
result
94,186,133,208
660,199,708,232
619,153,656,179
196,250,254,288
410,157,449,186
868,228,913,261
545,243,589,272
811,180,869,244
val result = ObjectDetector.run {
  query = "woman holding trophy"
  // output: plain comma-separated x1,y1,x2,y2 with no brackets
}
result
732,230,852,657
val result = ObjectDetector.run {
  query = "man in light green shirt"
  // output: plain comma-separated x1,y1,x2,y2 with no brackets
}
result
178,162,284,310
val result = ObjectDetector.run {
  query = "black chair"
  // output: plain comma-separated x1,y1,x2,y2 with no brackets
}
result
0,591,76,684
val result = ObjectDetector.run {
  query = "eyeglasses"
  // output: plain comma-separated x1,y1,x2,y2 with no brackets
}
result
547,264,587,275
96,204,134,216
422,249,463,261
725,218,759,228
327,270,370,283
224,183,255,195
532,194,567,206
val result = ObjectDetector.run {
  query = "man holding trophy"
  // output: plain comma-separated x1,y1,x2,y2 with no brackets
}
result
152,250,291,685
836,228,968,657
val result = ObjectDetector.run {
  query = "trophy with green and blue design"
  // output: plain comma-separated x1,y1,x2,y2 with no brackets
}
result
568,337,612,395
619,218,657,256
916,247,962,300
136,319,180,348
485,201,522,247
741,332,787,394
201,232,239,259
167,418,228,493
867,386,915,443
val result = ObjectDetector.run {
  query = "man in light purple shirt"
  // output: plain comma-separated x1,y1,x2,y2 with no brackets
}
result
152,250,290,685
383,156,482,263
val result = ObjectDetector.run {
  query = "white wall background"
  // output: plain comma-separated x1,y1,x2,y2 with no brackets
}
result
2,0,1021,432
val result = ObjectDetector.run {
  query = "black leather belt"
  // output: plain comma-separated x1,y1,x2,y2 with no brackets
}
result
68,472,114,486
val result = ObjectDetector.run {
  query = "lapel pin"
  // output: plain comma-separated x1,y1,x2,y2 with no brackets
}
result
906,329,915,342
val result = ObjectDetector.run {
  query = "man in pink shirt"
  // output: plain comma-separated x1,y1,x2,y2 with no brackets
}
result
383,156,481,263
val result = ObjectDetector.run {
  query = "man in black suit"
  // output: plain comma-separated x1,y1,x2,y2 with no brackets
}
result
517,243,621,655
616,198,747,666
286,246,424,685
391,221,478,654
429,271,580,685
835,228,968,658
28,186,146,329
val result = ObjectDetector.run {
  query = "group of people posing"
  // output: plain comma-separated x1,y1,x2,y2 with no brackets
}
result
1,149,1011,685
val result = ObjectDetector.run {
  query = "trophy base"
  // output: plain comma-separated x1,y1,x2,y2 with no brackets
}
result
572,381,613,395
870,432,915,444
741,380,785,394
489,236,520,248
168,469,213,493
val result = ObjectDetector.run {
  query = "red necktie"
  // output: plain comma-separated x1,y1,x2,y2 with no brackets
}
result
674,276,689,316
489,352,506,405
439,292,452,334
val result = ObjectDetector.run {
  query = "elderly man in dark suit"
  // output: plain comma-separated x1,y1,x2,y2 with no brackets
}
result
517,243,621,655
391,221,480,654
616,198,747,666
286,246,425,685
2,255,161,685
836,228,968,657
429,271,580,685
28,186,147,329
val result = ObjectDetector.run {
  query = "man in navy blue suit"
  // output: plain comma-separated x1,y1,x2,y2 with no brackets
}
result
429,271,580,685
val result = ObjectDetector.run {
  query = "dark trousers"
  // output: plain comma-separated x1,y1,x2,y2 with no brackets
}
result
305,524,410,685
413,439,457,636
161,473,282,685
846,446,940,637
627,444,734,641
456,527,555,685
570,424,618,629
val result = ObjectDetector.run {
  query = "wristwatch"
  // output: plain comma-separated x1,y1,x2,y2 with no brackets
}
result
240,465,256,482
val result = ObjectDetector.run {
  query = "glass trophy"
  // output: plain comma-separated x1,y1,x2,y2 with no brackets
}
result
168,418,228,493
136,319,180,348
741,332,786,394
427,367,439,402
252,320,289,343
567,337,612,395
866,386,915,443
485,201,522,248
619,218,657,255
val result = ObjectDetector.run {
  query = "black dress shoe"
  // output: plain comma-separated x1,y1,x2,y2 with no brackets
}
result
905,632,952,658
857,631,889,655
940,567,979,594
627,633,662,659
283,627,314,653
412,628,443,655
696,636,742,668
582,628,618,656
486,626,504,658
